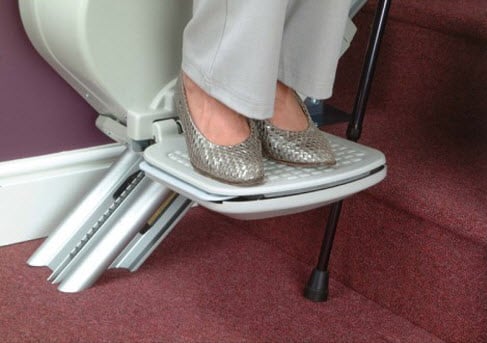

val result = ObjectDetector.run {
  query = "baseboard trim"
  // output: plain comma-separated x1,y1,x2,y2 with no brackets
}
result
0,144,125,247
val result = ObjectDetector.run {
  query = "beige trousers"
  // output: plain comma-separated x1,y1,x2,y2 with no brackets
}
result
182,0,352,119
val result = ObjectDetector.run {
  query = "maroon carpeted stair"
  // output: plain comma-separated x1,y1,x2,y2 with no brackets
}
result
1,209,443,342
242,1,487,342
331,3,486,341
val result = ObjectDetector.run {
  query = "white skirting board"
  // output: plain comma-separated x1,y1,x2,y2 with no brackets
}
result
0,144,125,247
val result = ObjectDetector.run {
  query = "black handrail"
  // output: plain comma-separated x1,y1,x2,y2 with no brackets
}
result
347,0,392,142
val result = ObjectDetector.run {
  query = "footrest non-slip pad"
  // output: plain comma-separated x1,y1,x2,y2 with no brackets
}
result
142,132,386,203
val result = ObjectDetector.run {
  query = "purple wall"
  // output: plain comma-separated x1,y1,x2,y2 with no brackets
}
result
0,1,111,162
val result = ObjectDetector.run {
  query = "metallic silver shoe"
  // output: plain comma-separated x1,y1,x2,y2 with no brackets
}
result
175,76,264,186
257,93,336,166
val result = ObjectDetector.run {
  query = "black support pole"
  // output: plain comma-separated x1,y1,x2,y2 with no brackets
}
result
304,201,342,301
304,0,392,302
347,0,392,142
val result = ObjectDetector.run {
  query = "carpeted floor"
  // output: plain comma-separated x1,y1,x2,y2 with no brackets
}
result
0,208,443,343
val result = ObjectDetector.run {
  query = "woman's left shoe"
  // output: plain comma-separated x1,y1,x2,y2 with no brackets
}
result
257,93,336,166
175,75,265,185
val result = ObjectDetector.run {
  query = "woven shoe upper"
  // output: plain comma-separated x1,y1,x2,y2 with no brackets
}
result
175,77,264,185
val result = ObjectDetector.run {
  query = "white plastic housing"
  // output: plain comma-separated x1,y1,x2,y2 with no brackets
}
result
19,0,192,132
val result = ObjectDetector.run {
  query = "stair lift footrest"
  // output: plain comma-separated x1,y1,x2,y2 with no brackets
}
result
141,132,387,220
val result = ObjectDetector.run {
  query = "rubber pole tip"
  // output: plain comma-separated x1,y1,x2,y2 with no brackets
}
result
304,268,329,302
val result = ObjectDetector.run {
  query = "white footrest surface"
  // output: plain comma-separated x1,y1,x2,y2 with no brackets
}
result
143,132,385,198
141,130,386,219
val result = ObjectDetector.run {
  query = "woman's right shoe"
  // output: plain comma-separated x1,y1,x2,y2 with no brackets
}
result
175,76,265,186
257,92,336,167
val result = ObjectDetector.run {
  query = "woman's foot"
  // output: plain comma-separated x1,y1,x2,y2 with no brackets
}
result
176,74,264,185
182,73,250,146
257,81,336,166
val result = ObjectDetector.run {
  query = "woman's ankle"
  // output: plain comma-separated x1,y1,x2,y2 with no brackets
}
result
270,81,308,131
182,73,250,145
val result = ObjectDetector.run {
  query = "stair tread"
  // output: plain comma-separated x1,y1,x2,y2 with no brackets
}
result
334,108,487,246
365,0,487,42
1,213,443,342
328,7,487,246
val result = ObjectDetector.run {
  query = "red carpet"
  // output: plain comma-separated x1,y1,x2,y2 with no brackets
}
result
0,208,442,342
1,1,486,342
247,2,487,342
335,4,487,341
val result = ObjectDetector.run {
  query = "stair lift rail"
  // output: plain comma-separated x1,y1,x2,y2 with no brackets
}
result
304,0,392,302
